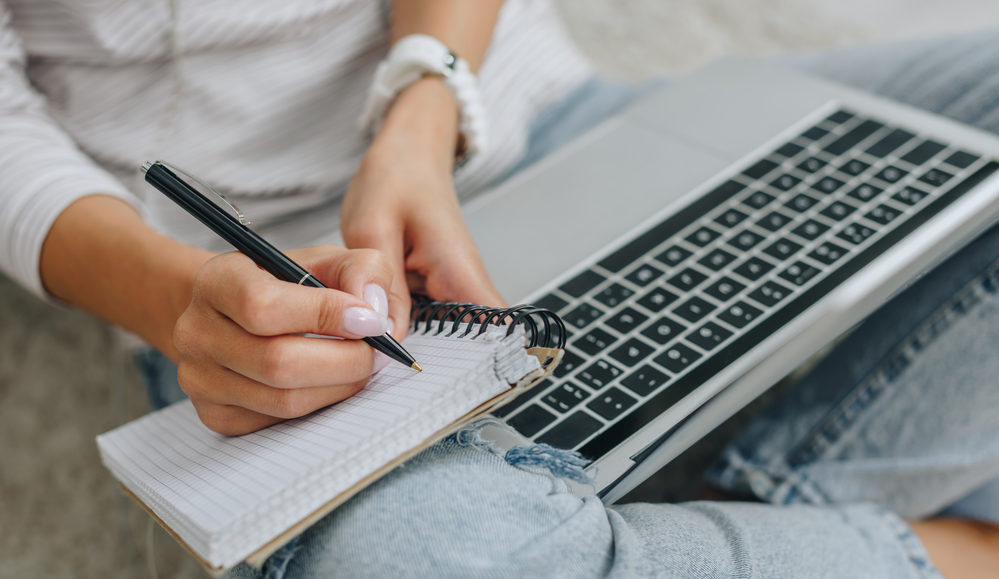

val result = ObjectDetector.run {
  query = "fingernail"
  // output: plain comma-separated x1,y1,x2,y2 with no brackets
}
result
343,307,388,337
363,284,389,317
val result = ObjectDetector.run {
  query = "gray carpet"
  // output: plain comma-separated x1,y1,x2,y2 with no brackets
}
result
2,3,987,577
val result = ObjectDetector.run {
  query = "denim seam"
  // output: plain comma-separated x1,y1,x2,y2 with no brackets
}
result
875,507,944,578
785,260,999,472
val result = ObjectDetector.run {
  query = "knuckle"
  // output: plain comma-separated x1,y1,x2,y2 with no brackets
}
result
258,341,296,387
238,284,281,333
271,390,311,419
195,404,243,436
315,294,345,334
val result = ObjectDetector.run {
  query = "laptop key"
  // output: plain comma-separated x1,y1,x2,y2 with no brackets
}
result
774,142,804,158
812,176,845,195
792,219,829,241
674,297,716,323
919,168,954,187
847,183,883,203
560,269,605,298
779,261,822,286
865,128,915,158
874,165,907,184
698,248,737,271
593,283,635,308
714,208,749,228
535,293,569,314
587,387,638,421
685,225,722,247
687,321,733,350
542,382,590,413
784,193,820,213
796,156,827,173
609,338,656,368
537,410,603,449
809,241,848,265
553,350,584,378
704,276,746,302
749,280,792,307
621,364,670,397
763,238,803,261
668,267,708,291
606,306,649,334
573,327,617,355
577,359,623,390
944,150,979,169
837,158,870,176
727,229,767,251
893,186,929,206
770,173,801,191
718,300,763,329
743,159,780,180
821,200,858,221
824,119,882,155
636,287,679,313
757,211,794,232
837,223,877,245
800,126,829,141
564,302,604,329
625,263,665,286
901,139,946,165
507,404,557,437
656,245,693,267
865,204,903,226
742,190,776,209
826,110,854,124
640,316,686,345
733,256,775,281
655,342,702,373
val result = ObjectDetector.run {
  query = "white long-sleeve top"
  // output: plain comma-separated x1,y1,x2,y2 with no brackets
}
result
0,0,592,298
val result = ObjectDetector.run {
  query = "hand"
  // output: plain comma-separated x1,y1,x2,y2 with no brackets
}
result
173,246,402,435
341,78,505,316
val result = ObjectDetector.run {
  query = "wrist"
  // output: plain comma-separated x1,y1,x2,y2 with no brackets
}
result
369,77,461,172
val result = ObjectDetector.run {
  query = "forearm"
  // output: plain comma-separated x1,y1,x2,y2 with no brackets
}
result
379,0,503,167
40,195,212,359
390,0,504,72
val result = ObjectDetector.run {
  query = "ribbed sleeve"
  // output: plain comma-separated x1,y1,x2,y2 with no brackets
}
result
0,3,137,299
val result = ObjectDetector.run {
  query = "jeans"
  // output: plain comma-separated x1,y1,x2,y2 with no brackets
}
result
136,30,999,578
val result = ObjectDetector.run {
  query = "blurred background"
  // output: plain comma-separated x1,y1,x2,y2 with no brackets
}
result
2,1,997,577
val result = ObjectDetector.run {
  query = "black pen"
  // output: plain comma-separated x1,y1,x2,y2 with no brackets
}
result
141,161,422,372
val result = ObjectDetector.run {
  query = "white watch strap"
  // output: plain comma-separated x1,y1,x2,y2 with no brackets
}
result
359,34,488,165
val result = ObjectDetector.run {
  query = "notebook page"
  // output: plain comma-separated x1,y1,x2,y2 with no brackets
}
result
97,325,539,568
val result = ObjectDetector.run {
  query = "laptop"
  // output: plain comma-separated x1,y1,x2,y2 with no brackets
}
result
460,57,999,503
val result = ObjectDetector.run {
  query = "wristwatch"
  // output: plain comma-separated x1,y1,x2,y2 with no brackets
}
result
359,34,488,167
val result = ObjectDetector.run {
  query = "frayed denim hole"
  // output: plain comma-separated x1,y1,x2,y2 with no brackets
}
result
261,536,302,579
454,418,508,456
504,443,593,486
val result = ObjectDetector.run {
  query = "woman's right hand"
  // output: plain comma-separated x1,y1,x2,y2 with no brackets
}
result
173,245,402,435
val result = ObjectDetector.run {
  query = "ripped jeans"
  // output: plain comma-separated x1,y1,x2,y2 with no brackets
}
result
135,31,999,578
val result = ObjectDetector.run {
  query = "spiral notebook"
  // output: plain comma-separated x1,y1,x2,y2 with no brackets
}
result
97,302,564,573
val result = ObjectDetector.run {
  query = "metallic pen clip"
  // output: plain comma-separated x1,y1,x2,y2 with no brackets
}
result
140,160,254,226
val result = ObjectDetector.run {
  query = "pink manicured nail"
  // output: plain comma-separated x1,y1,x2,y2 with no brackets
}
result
342,307,388,337
363,284,389,317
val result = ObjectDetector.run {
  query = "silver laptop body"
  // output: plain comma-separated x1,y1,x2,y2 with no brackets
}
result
462,58,999,502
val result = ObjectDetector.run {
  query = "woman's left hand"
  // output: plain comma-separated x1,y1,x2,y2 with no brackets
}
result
341,78,505,322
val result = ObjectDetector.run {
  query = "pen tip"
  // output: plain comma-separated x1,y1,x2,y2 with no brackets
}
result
412,362,423,372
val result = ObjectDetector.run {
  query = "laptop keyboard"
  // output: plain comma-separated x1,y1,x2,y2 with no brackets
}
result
494,108,998,459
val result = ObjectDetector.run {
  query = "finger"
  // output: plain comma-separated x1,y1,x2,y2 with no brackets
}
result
339,224,412,342
197,251,390,339
180,360,367,420
190,308,378,388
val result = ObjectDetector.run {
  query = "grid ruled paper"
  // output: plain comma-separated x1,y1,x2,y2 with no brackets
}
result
97,325,539,569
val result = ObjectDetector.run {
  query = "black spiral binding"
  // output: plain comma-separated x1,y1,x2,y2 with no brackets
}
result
410,298,566,350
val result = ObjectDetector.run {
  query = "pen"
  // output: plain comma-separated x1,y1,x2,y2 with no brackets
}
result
141,161,422,372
